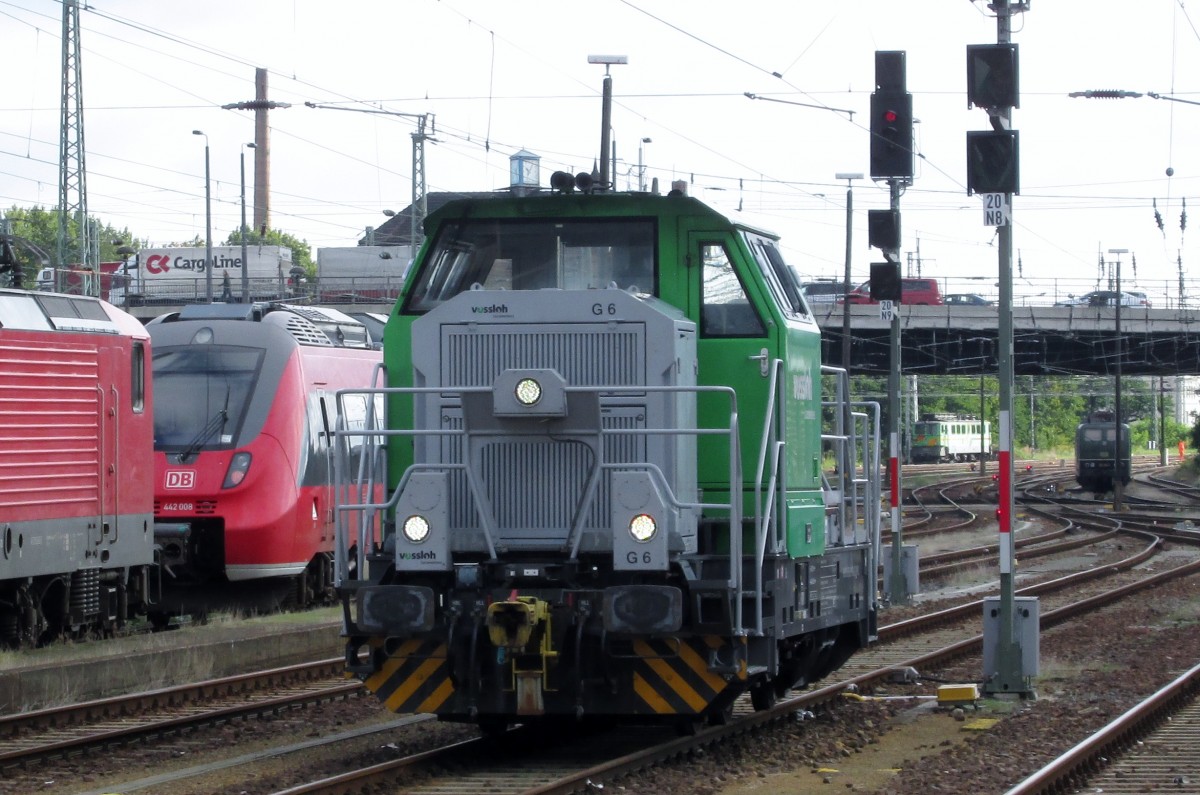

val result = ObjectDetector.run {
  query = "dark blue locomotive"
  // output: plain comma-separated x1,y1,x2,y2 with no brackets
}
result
1075,409,1131,493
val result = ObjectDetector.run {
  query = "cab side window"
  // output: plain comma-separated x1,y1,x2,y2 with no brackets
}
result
700,243,766,337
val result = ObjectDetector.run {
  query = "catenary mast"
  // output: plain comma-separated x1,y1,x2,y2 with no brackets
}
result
58,0,93,295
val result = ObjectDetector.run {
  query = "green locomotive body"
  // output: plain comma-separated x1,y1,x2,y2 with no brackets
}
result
333,180,881,730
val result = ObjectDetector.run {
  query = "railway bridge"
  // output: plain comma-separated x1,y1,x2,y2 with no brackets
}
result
127,301,1200,378
809,303,1200,376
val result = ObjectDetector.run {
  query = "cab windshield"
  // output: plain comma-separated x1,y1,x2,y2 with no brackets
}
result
405,218,656,312
152,345,264,451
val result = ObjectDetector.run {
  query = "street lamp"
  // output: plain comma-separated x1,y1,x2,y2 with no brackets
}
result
240,142,256,303
192,130,213,303
115,243,136,309
588,54,627,189
834,173,863,374
1108,247,1129,510
638,138,652,191
834,172,863,526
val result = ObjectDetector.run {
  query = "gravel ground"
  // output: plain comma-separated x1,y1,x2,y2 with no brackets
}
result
601,564,1200,795
55,563,1194,795
10,475,1199,794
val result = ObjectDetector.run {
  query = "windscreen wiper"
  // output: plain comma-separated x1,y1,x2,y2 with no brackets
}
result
178,387,230,463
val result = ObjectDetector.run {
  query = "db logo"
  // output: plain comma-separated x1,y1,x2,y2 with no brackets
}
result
165,470,196,489
145,254,171,274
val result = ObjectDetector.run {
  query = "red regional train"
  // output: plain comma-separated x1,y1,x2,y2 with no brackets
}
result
146,303,382,624
0,288,158,646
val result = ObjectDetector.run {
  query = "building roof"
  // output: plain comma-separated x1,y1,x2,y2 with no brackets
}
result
364,191,500,246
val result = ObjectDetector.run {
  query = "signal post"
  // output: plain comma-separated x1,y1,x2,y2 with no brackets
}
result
967,0,1037,698
869,51,914,606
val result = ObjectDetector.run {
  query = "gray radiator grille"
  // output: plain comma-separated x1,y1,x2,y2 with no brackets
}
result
431,324,651,545
442,409,645,538
481,440,594,531
443,327,643,387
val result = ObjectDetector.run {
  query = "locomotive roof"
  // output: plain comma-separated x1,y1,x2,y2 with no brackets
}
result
0,287,146,337
422,188,781,241
150,302,371,348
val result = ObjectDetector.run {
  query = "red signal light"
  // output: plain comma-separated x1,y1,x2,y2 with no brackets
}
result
883,109,898,123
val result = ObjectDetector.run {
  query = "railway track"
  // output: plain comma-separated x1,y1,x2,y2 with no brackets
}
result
261,549,1200,795
0,658,361,789
1005,662,1200,795
11,542,1180,795
9,475,1199,794
16,563,1196,794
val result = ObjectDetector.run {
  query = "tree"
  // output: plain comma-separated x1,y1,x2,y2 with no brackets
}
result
225,227,314,277
3,205,145,266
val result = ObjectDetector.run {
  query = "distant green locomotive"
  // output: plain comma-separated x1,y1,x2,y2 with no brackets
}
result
910,413,993,463
332,175,882,732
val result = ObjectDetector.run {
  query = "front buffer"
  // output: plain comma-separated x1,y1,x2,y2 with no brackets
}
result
347,578,747,725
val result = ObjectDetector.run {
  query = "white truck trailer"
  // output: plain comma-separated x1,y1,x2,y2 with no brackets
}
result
109,245,292,305
315,246,411,303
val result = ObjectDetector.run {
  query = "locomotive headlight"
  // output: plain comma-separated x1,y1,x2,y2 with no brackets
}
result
402,515,431,544
628,513,657,543
221,452,252,489
514,377,542,406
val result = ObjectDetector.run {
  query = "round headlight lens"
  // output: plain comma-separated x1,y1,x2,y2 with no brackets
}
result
629,513,657,543
515,377,542,406
402,515,431,543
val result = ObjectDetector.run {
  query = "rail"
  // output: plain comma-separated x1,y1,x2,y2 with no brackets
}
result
332,382,749,629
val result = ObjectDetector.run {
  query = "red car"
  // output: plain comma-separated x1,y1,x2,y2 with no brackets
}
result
840,277,943,305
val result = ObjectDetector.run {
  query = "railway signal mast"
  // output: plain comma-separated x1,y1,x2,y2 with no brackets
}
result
968,0,1037,699
869,50,913,606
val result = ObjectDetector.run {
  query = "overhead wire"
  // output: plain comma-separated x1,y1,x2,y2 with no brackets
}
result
2,0,1194,271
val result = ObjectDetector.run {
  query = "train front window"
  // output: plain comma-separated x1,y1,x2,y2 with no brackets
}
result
152,346,263,451
406,218,655,312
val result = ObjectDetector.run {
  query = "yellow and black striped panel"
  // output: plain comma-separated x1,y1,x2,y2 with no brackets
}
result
630,636,739,715
365,638,456,714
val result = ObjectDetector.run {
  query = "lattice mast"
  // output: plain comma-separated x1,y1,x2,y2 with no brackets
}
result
57,0,93,294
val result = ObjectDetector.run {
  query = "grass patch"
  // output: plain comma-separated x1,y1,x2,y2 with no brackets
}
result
943,562,994,589
977,697,1023,713
1161,594,1200,626
0,606,341,672
1036,655,1125,682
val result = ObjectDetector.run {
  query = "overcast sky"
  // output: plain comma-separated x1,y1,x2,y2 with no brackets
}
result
3,1,1197,299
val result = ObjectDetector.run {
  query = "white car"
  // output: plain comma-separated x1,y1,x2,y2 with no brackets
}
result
1055,290,1150,308
800,281,848,305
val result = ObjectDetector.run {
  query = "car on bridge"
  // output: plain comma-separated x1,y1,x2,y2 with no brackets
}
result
1054,290,1151,308
944,293,993,306
800,280,847,305
840,277,943,305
